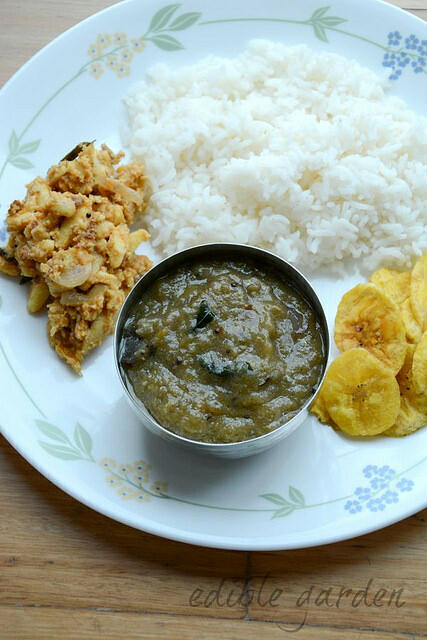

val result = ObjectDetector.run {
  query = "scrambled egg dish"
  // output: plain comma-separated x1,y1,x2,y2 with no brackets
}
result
0,143,151,373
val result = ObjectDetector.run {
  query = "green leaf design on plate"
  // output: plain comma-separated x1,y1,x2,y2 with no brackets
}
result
8,130,19,156
73,422,93,457
17,139,41,155
38,441,85,460
148,4,180,32
321,16,347,26
311,6,330,20
260,493,290,506
35,419,70,444
272,505,295,518
10,157,34,170
312,22,328,42
310,6,346,40
168,12,201,31
288,486,305,506
149,34,184,51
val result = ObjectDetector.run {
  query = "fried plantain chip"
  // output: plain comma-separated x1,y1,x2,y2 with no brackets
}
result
410,255,427,332
385,343,427,436
396,343,427,414
321,348,400,436
400,298,422,344
334,283,406,374
369,269,418,343
370,268,410,306
310,392,340,430
384,397,426,437
310,393,331,425
412,332,427,399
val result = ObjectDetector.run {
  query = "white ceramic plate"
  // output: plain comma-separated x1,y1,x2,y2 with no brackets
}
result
0,0,426,550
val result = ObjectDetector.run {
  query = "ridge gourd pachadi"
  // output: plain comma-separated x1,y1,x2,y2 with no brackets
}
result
119,257,325,444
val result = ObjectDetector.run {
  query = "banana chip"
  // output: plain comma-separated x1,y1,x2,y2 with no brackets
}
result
410,255,427,332
370,268,410,306
310,393,332,425
385,397,426,437
334,283,406,375
412,332,427,401
396,343,427,414
400,298,422,344
321,348,400,436
385,344,427,436
370,268,417,342
313,257,426,438
310,392,339,430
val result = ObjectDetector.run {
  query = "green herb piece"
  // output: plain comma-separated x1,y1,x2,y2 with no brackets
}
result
61,141,94,162
195,300,215,329
198,351,253,377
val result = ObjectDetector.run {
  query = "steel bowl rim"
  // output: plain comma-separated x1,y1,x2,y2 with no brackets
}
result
114,242,331,452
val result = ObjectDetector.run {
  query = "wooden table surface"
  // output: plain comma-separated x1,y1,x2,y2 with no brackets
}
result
1,1,426,638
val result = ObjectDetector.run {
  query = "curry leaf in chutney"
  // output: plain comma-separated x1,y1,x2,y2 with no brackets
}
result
195,300,215,328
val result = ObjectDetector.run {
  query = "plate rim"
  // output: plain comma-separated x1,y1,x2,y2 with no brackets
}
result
0,0,426,550
1,0,427,100
2,423,426,550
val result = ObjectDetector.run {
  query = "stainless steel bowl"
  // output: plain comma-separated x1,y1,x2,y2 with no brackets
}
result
114,243,330,458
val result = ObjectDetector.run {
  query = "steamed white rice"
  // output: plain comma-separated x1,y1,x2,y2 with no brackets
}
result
123,40,427,272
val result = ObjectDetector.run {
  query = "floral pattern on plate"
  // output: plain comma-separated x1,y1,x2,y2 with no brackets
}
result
30,410,424,518
0,0,426,549
0,4,425,185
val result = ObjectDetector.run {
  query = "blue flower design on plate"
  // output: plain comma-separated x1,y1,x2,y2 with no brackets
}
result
389,69,402,81
387,31,402,46
370,477,389,490
397,53,410,68
382,31,426,80
354,487,371,502
411,57,426,73
345,499,362,514
377,465,395,480
345,467,417,516
396,478,414,492
367,497,386,512
381,490,399,505
363,465,378,479
405,34,419,50
368,465,395,490
382,52,396,68
417,41,427,56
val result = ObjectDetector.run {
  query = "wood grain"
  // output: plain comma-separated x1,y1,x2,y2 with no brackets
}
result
0,0,118,87
248,512,426,634
1,393,426,639
0,0,426,88
387,0,427,9
1,606,424,640
0,1,426,638
411,9,427,19
0,441,247,619
3,605,426,640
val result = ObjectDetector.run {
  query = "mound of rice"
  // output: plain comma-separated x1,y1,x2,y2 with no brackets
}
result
124,40,427,272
